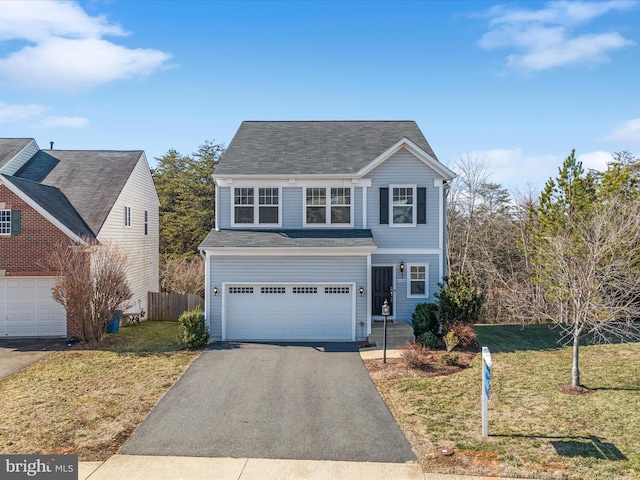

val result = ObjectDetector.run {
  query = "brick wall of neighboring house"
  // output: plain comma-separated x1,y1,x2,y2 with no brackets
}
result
0,184,72,276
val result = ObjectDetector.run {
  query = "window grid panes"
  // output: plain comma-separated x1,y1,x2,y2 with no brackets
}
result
306,188,326,224
0,210,10,235
392,187,414,224
410,266,426,295
330,188,351,224
258,188,279,224
234,188,254,224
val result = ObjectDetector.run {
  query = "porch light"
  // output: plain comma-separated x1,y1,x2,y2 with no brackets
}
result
399,261,405,273
213,287,219,296
359,287,365,296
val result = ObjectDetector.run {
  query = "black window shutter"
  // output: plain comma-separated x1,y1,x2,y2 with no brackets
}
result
417,188,426,224
11,210,21,235
379,187,389,224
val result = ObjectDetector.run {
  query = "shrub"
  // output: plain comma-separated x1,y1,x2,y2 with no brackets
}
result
411,302,440,338
417,331,438,349
436,274,486,328
443,330,459,352
401,343,433,370
448,321,477,349
178,306,209,348
443,352,459,366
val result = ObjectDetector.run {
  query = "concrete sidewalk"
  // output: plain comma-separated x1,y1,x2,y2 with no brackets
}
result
79,455,515,480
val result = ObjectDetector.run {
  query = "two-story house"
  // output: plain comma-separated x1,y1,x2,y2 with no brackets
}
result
199,121,455,342
0,138,159,337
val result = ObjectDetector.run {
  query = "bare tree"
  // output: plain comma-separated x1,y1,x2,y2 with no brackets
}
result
49,239,132,342
160,255,205,297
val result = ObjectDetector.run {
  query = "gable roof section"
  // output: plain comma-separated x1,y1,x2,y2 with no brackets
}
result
0,138,33,170
199,228,376,250
1,174,95,241
215,121,440,176
15,149,143,235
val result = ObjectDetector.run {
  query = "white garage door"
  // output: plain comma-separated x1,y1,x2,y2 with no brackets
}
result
225,284,354,341
0,277,67,337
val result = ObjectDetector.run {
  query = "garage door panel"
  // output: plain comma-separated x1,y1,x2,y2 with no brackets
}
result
226,283,353,342
1,277,66,337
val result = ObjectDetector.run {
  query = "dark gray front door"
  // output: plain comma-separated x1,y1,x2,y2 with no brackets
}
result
372,266,393,316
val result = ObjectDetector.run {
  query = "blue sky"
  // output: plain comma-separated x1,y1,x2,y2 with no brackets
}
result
0,0,638,191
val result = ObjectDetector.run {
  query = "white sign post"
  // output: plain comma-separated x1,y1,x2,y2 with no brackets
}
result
481,346,492,437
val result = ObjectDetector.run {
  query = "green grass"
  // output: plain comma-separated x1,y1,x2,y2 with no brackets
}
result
113,320,183,352
387,325,640,479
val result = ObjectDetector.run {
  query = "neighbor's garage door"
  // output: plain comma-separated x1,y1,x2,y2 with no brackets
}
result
0,277,66,337
225,284,353,341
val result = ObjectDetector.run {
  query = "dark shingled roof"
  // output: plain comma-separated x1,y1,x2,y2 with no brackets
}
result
0,138,32,169
15,149,143,235
2,175,95,240
215,121,438,176
199,229,376,250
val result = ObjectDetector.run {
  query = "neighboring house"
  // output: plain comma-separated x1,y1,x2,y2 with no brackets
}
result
0,138,159,337
199,121,455,342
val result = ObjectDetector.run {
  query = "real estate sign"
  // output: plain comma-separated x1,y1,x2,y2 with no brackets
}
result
481,346,493,437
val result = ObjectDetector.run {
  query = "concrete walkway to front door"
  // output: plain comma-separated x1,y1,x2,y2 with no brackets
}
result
121,342,416,464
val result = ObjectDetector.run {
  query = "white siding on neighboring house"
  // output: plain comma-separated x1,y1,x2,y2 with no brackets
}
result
0,140,39,175
97,153,159,313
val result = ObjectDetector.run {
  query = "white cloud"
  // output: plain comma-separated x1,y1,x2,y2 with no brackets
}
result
0,1,171,92
460,148,564,188
0,100,88,129
37,115,89,128
577,150,613,170
0,101,46,122
602,118,640,144
478,1,636,72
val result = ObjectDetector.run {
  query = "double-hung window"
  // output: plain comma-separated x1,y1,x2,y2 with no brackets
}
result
0,210,11,235
408,265,428,297
392,186,415,225
305,187,352,226
233,187,280,225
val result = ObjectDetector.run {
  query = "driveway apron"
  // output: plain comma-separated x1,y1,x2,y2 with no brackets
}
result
121,342,416,463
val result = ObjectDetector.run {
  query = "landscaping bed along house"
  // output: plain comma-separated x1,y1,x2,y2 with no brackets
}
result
366,324,640,480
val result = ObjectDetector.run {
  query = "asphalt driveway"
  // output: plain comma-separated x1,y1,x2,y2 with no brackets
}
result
121,342,416,463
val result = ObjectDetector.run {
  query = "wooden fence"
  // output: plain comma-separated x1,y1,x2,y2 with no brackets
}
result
147,292,205,321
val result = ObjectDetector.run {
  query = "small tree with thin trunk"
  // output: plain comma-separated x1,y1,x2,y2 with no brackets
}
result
527,151,640,387
49,239,132,342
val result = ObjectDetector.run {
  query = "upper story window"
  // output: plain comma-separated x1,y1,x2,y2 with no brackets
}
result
124,206,132,227
392,186,415,225
0,210,11,235
305,187,352,226
144,210,149,235
233,187,280,226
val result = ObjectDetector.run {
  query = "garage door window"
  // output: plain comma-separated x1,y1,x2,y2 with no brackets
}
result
325,286,350,294
293,287,318,294
229,286,254,294
261,286,286,294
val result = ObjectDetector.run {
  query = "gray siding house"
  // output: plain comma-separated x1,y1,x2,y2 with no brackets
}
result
199,121,455,342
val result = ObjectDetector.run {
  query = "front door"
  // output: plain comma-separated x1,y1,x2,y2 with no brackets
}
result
372,267,393,316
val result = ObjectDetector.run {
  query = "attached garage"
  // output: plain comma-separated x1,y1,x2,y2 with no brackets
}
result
223,283,355,341
0,277,66,337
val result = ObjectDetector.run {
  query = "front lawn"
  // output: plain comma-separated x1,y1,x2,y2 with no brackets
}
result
0,321,199,461
367,324,640,479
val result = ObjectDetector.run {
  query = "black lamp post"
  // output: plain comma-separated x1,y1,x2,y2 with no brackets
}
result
381,299,390,363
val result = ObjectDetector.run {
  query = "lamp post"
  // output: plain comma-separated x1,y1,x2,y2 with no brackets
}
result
381,299,390,363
